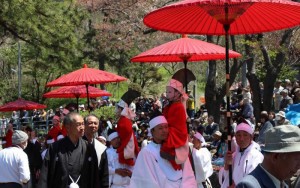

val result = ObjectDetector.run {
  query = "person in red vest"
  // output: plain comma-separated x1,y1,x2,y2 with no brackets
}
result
5,122,14,148
47,115,67,141
115,89,140,166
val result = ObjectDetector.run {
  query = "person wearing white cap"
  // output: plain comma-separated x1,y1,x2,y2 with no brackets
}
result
0,130,30,188
237,125,300,188
192,132,213,188
275,111,290,126
130,112,197,188
106,129,132,188
219,123,263,188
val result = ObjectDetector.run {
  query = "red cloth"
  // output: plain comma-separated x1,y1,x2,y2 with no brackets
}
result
5,129,13,147
162,101,188,170
116,116,139,166
48,124,67,141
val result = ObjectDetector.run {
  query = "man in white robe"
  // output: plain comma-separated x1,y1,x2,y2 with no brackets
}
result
107,130,133,188
192,132,213,188
219,123,263,188
129,113,196,188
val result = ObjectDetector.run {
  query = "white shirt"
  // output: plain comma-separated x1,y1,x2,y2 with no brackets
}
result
129,142,197,188
93,138,107,167
0,146,30,185
107,146,132,188
192,147,213,188
219,142,264,188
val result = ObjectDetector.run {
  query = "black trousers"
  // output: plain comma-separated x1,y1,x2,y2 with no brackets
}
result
0,182,22,188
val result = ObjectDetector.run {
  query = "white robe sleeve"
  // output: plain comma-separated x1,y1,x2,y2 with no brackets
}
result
129,148,161,188
193,148,213,184
19,152,30,183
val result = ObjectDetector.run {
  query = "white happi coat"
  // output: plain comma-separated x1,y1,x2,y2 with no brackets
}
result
129,142,197,188
192,147,213,188
94,138,107,166
219,141,264,188
107,146,133,188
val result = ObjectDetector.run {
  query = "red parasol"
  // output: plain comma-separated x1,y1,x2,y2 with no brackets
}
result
0,98,47,112
47,64,126,110
131,35,241,91
47,64,127,87
143,0,300,185
43,85,112,112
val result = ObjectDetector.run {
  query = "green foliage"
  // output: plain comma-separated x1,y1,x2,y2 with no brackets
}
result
80,106,116,120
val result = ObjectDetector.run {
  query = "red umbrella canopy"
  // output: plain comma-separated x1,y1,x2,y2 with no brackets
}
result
131,35,241,62
43,85,112,99
0,98,47,112
47,64,127,87
143,0,300,35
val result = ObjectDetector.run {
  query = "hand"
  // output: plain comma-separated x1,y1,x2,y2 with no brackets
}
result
224,151,233,170
115,168,128,177
227,181,235,188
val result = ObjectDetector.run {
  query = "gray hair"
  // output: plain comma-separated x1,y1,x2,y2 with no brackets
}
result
63,112,81,126
84,114,99,126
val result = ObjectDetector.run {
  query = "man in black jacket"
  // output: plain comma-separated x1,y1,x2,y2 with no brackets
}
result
38,112,99,188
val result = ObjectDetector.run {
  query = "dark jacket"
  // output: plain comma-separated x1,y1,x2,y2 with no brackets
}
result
236,164,276,188
38,137,99,188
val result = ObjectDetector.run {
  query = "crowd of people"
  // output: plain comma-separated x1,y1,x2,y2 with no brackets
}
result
0,76,300,188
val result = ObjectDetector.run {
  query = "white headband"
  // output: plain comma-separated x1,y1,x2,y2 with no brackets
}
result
194,132,206,144
47,139,55,144
236,123,254,135
108,132,119,142
149,116,168,130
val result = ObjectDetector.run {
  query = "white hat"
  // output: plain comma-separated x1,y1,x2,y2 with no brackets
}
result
108,132,119,142
194,132,206,144
117,99,127,109
213,131,222,137
168,79,184,95
236,122,254,135
276,111,285,118
12,130,28,145
149,115,168,130
98,136,106,142
79,104,84,108
57,134,64,141
46,138,55,144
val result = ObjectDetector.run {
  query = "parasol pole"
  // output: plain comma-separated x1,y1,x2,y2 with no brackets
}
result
224,3,233,186
184,60,188,93
76,96,79,113
85,84,90,112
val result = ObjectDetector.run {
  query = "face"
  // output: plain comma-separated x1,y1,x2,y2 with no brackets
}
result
115,106,122,118
110,137,121,148
271,152,300,181
151,123,169,144
235,131,252,149
192,137,201,150
166,86,181,102
52,119,60,126
85,116,99,135
207,117,213,124
66,115,85,140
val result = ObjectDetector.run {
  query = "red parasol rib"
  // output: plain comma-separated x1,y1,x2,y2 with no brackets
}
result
131,35,241,62
144,0,300,35
0,98,47,112
43,85,112,99
46,64,127,87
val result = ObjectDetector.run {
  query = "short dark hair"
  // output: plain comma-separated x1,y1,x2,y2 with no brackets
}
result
63,112,80,126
